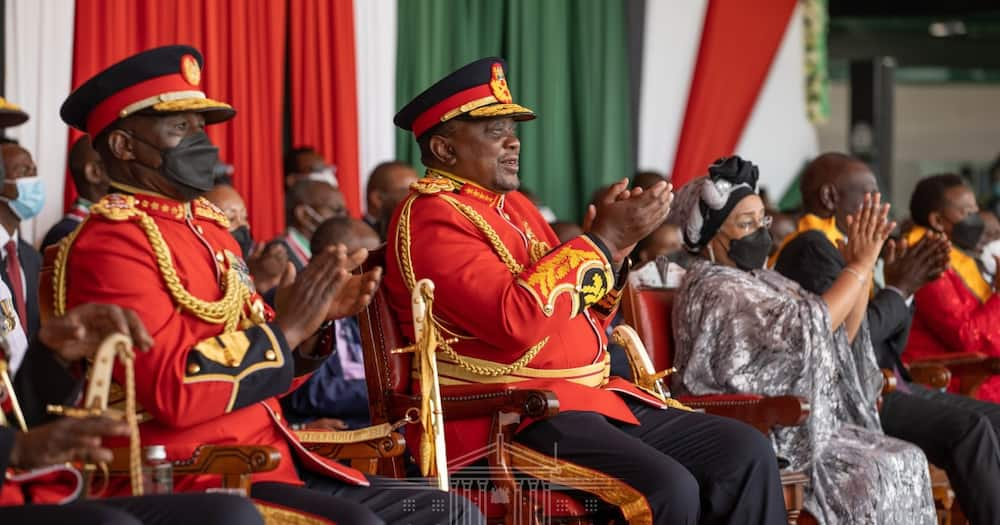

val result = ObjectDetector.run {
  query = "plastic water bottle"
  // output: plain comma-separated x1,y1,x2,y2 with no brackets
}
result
142,445,173,494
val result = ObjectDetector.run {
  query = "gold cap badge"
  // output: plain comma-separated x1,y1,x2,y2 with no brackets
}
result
180,54,201,86
489,63,513,104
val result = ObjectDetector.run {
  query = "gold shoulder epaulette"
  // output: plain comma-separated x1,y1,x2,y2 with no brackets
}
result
90,194,143,222
411,176,460,195
193,197,230,228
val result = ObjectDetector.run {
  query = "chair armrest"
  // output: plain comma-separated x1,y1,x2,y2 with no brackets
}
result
909,352,1000,397
906,363,952,390
387,385,559,421
441,386,559,420
107,444,281,493
108,444,281,476
302,431,406,460
910,352,1000,372
677,394,810,435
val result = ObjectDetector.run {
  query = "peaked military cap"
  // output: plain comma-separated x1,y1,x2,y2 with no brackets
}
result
394,57,535,140
60,45,235,137
0,97,28,128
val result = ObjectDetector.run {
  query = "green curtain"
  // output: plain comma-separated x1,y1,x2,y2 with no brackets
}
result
395,0,633,222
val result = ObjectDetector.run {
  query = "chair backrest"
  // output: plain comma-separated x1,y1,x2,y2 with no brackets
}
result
620,284,677,370
356,246,413,426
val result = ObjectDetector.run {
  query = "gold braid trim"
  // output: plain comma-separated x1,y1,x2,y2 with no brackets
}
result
52,206,251,331
396,193,546,377
437,193,524,275
136,213,250,331
53,216,89,316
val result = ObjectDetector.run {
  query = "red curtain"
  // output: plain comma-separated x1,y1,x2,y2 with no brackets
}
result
288,0,361,216
669,0,797,188
67,0,288,239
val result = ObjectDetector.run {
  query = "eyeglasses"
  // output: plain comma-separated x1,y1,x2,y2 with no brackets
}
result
729,214,772,233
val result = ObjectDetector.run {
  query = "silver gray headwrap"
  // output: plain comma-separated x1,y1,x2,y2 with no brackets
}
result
665,156,759,252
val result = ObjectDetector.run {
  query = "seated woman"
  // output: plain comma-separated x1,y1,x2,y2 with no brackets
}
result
903,174,1000,401
667,157,935,525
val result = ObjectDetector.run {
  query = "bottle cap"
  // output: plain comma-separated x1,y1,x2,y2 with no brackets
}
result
143,445,167,461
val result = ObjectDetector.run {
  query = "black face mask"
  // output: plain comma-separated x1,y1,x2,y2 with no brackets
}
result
131,131,220,200
726,227,772,271
950,213,985,251
231,225,254,259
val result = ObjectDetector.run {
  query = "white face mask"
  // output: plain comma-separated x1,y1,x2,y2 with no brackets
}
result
981,239,1000,277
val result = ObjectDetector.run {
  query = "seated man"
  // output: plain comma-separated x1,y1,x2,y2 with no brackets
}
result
279,178,349,271
42,136,109,251
0,139,42,340
364,161,417,239
56,45,479,525
385,57,787,524
773,154,1000,525
4,300,264,525
284,217,381,429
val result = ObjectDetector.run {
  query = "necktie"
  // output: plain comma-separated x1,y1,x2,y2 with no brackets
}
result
4,241,26,329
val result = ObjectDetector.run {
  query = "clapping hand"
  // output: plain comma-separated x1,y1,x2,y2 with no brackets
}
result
585,178,673,265
839,192,895,271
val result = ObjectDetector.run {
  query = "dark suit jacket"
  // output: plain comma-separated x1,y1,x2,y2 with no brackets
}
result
1,239,41,340
774,230,913,380
40,217,81,253
13,336,83,428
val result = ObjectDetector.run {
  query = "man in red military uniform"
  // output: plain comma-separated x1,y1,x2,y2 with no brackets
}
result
386,57,787,524
57,45,480,525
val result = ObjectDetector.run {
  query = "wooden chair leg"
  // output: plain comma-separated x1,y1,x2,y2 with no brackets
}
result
487,415,541,525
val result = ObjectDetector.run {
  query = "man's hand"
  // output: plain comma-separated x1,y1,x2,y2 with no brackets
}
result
274,245,380,350
842,193,895,271
587,179,673,265
883,231,950,297
326,268,382,321
39,304,153,365
9,416,130,470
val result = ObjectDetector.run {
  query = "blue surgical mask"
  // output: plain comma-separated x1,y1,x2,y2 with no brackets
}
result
2,177,45,220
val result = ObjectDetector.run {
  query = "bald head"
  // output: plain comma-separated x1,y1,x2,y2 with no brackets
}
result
800,152,877,232
68,136,108,201
366,161,417,219
311,216,381,254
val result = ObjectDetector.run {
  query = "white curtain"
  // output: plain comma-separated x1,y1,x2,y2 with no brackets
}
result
636,0,708,175
3,0,75,246
353,0,397,213
735,3,819,199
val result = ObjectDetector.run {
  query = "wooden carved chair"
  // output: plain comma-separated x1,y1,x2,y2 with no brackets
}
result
620,284,810,523
358,246,679,524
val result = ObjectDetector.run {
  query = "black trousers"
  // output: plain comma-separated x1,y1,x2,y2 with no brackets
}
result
252,474,484,525
0,493,262,525
881,383,1000,525
514,396,788,525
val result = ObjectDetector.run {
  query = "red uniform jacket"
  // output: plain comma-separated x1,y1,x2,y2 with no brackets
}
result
905,267,1000,402
56,193,367,494
384,172,666,470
